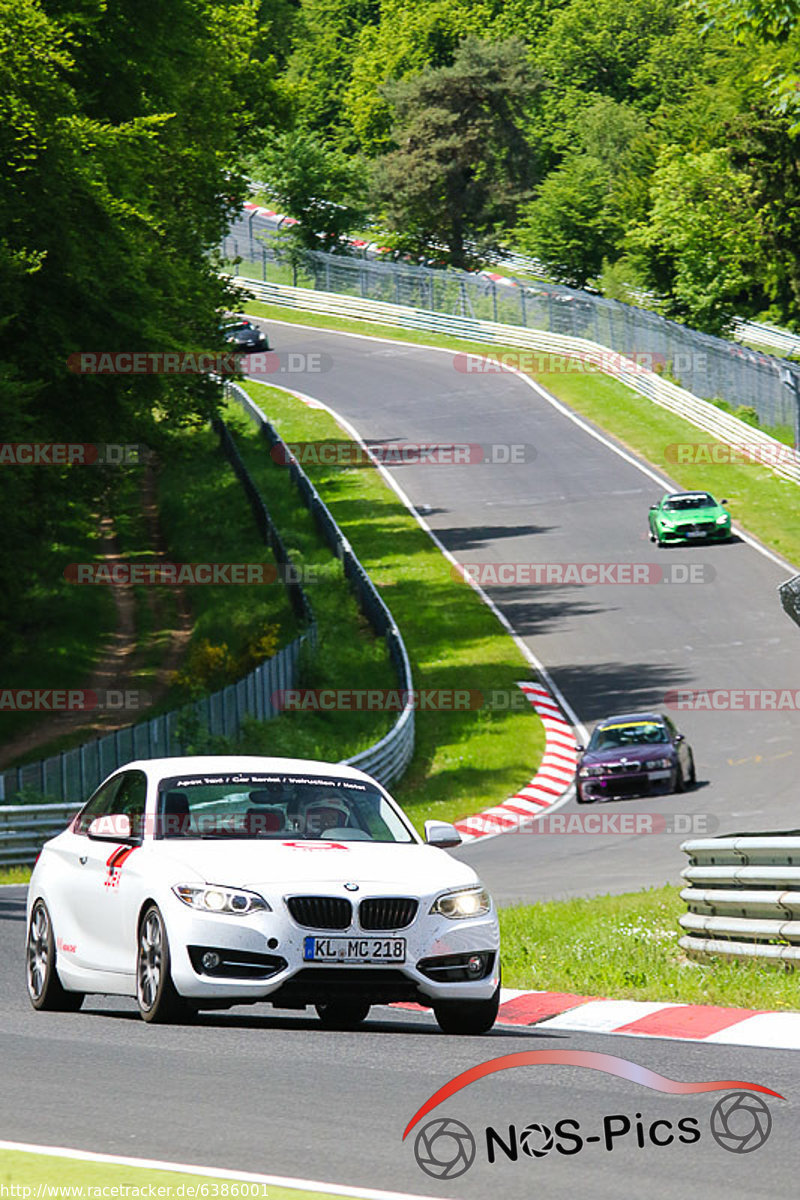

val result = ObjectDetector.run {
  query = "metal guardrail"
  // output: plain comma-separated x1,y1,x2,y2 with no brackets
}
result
224,235,800,436
225,382,415,790
680,834,800,964
734,319,800,357
0,392,416,865
0,420,315,809
0,803,82,868
236,278,800,487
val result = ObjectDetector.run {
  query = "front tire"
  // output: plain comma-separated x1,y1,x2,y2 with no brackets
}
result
433,983,500,1035
136,905,188,1024
315,1000,371,1029
26,899,84,1012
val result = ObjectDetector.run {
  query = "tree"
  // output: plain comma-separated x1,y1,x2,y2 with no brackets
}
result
371,37,541,267
516,156,620,287
255,131,368,251
343,0,491,152
627,146,767,333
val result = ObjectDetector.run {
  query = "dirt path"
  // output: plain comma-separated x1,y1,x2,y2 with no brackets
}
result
0,467,193,770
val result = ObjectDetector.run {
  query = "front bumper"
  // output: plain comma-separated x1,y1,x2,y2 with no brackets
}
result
656,522,730,542
165,894,500,1008
578,766,675,800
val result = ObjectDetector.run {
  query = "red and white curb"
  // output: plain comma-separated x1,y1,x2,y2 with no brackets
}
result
493,988,800,1050
453,682,577,841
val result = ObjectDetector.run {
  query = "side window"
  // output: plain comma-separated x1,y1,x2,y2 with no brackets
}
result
113,771,148,841
75,776,125,835
663,716,678,739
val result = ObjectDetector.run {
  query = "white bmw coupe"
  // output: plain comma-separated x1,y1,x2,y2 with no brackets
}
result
26,756,501,1033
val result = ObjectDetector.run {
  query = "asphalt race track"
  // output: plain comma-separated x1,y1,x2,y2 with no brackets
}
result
241,320,800,904
0,886,797,1198
4,319,800,1197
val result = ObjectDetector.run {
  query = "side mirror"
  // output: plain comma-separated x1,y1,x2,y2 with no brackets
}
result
649,504,658,511
575,743,584,753
424,820,462,849
674,733,685,743
87,814,133,841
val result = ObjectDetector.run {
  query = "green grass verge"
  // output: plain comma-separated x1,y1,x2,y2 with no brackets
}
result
235,381,545,830
0,866,30,885
243,301,800,569
0,1149,369,1200
205,403,398,760
501,885,800,1010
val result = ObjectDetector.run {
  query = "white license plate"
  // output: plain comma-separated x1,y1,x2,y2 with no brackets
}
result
648,769,672,779
303,936,406,963
686,531,706,538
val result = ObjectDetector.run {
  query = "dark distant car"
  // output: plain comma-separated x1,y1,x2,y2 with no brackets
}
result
649,491,731,546
576,712,695,803
222,319,270,353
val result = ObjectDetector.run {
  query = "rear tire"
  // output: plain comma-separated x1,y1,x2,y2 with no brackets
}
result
687,753,696,787
674,763,686,793
433,984,500,1035
26,900,84,1012
315,1000,371,1029
136,905,188,1024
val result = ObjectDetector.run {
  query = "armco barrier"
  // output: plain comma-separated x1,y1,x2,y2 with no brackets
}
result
680,833,800,964
0,803,81,869
0,420,315,810
224,382,415,789
235,278,800,487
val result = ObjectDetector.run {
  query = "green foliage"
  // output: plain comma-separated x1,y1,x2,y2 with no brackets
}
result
627,146,768,333
517,155,619,287
343,0,492,151
254,130,368,250
371,36,541,267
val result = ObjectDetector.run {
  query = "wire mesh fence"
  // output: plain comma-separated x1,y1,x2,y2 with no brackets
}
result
221,233,800,439
0,421,315,806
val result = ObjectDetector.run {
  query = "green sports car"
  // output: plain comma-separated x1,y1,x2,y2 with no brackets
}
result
648,491,732,546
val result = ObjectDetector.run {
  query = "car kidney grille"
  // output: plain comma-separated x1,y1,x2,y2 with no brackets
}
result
606,760,641,774
359,897,418,930
287,896,352,929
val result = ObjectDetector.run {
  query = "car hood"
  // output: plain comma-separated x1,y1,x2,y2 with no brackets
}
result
660,504,723,522
581,745,675,767
155,839,479,894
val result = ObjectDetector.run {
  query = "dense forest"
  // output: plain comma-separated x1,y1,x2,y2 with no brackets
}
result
0,0,797,675
260,0,800,335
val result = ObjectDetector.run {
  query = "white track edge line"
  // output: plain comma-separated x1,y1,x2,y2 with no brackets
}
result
0,1142,441,1200
250,316,799,577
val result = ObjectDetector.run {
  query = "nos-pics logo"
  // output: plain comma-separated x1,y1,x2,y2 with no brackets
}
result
405,1051,783,1179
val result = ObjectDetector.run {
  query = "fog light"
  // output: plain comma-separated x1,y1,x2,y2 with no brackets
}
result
467,955,483,974
202,951,221,970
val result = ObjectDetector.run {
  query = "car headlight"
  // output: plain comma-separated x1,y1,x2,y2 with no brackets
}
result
172,885,270,915
430,886,491,919
579,765,606,777
716,515,730,524
649,758,673,770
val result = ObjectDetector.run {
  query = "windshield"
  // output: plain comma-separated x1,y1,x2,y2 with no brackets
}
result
588,722,670,751
155,772,414,843
663,494,715,511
